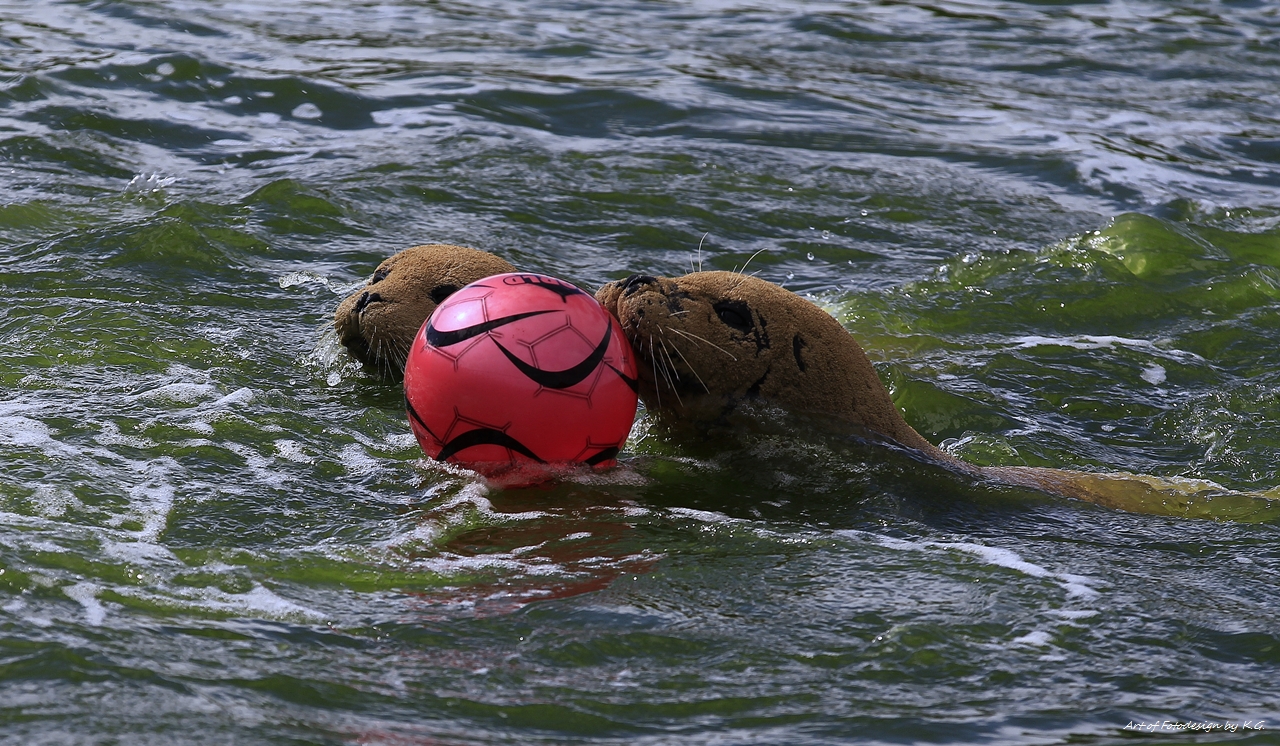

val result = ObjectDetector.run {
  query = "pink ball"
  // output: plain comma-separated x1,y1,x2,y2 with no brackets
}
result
404,272,639,479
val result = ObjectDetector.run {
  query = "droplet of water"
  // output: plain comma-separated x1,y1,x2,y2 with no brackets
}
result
156,62,175,76
806,253,814,261
292,103,322,120
860,209,869,217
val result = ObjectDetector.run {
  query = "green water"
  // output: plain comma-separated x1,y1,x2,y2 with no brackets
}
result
2,1,1280,744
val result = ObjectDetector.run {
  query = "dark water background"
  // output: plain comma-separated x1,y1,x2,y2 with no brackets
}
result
3,1,1280,743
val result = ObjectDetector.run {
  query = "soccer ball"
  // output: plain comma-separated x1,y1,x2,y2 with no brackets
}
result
403,272,639,478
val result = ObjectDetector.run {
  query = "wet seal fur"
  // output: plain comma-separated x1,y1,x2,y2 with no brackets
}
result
594,271,1277,517
334,244,515,376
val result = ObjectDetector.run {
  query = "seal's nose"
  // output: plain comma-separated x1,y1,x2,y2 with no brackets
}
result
619,274,658,296
353,291,383,315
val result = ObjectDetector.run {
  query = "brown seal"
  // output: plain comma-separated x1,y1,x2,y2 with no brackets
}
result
594,271,1276,517
334,244,515,376
593,271,945,456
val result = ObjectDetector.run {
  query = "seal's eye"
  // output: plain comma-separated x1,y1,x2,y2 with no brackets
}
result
713,300,753,333
429,284,459,304
370,267,391,284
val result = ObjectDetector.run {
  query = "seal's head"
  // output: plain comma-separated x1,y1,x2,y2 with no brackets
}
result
595,271,942,455
334,244,515,376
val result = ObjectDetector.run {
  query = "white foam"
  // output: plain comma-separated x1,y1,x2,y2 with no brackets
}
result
94,421,156,449
3,597,52,628
124,173,176,194
377,520,444,551
228,585,322,620
510,541,550,556
1048,609,1099,621
436,481,550,522
1010,334,1201,362
1057,573,1100,599
565,462,651,487
28,485,82,518
122,457,179,543
375,482,492,552
1010,630,1053,646
273,439,313,464
0,416,75,457
291,103,322,120
1141,364,1167,385
207,387,255,409
146,583,324,622
183,420,216,435
63,582,107,626
165,108,204,123
384,433,417,450
338,443,380,477
841,531,1101,599
936,541,1050,578
102,539,179,564
277,271,339,291
416,554,564,576
225,443,290,490
667,506,739,525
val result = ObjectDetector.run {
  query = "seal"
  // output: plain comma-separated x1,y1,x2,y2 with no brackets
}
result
593,271,945,455
593,271,1257,514
334,244,515,376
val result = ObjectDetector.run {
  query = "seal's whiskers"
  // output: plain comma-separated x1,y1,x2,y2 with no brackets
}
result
694,231,709,273
655,336,677,385
734,247,769,276
665,337,711,394
654,333,685,407
669,328,737,361
367,321,384,368
389,340,409,374
646,334,662,408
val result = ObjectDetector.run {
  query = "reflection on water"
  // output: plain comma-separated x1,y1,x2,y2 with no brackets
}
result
2,1,1280,743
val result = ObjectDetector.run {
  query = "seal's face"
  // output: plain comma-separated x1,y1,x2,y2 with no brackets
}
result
334,244,515,377
595,271,832,420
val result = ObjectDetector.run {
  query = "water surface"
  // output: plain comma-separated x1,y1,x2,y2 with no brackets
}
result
2,1,1279,743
